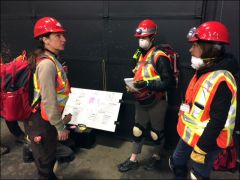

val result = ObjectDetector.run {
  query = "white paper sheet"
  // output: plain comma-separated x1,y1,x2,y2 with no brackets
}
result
124,78,141,92
62,88,123,132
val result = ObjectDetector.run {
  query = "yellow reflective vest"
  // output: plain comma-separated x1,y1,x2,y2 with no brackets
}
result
177,70,237,148
32,54,70,121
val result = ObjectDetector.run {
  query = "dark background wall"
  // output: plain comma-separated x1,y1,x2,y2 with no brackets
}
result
1,1,239,147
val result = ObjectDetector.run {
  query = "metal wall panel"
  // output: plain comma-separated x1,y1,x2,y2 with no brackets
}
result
1,1,239,141
1,19,33,60
108,1,202,17
1,1,33,16
31,1,103,19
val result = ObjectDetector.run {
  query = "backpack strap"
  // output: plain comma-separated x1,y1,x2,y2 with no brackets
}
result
150,49,159,74
150,47,169,75
32,54,59,110
1,65,6,92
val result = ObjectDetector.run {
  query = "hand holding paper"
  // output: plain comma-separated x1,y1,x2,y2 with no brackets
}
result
62,113,72,124
124,78,141,92
133,80,147,89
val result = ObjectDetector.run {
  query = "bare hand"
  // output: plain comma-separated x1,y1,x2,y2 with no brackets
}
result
62,113,72,124
58,129,69,141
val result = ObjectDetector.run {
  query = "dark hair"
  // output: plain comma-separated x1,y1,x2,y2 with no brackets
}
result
198,40,225,59
33,33,51,53
28,33,51,70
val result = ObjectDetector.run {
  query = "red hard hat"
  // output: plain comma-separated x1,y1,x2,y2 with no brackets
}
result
34,17,66,38
188,21,230,44
134,19,157,37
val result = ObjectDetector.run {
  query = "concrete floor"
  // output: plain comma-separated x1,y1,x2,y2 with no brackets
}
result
1,120,239,179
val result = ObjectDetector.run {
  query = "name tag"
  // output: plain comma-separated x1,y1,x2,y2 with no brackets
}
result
180,103,190,113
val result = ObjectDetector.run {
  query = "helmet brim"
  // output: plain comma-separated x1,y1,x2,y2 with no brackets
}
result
49,28,66,34
134,33,154,37
188,37,198,42
34,29,66,38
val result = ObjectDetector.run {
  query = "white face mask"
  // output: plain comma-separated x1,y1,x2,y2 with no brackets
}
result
191,56,205,70
139,38,152,50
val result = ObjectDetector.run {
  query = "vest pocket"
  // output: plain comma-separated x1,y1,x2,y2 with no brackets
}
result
191,102,204,119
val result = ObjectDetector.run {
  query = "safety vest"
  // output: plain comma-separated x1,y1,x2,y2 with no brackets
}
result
134,47,169,81
32,54,70,121
177,70,237,149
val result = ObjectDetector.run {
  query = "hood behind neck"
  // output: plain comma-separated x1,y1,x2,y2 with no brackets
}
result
197,53,239,77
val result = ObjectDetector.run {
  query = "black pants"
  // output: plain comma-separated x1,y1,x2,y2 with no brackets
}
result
24,112,57,179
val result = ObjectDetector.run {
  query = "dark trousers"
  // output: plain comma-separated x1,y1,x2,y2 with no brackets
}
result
56,142,74,162
132,99,167,155
172,139,221,178
5,121,25,137
24,112,58,180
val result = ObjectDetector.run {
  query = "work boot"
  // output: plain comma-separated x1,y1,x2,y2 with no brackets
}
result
54,160,70,176
23,143,34,163
144,156,162,170
118,158,139,172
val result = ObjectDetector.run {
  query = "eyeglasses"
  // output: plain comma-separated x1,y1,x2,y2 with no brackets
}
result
187,27,197,40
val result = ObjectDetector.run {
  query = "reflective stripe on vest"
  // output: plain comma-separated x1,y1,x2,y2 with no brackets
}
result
134,47,169,81
177,70,237,148
32,54,70,121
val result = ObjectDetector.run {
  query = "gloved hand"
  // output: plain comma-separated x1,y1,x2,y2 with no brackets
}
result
190,145,207,164
133,80,148,89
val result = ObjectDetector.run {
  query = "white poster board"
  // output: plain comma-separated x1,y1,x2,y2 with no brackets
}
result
62,87,123,132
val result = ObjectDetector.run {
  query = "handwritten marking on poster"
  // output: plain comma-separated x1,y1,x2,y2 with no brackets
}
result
62,88,123,132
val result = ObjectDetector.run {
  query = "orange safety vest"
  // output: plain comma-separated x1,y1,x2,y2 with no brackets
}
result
133,47,170,101
177,70,237,149
32,54,70,121
134,47,169,81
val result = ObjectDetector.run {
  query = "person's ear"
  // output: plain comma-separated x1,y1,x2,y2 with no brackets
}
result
42,36,49,45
